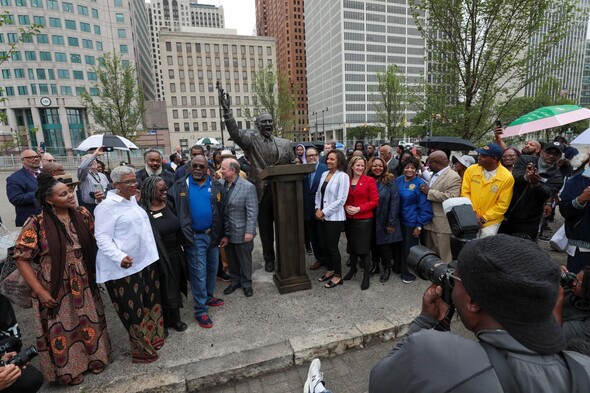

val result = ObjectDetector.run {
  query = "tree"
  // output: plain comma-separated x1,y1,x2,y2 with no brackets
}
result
372,65,420,142
79,52,146,141
408,0,582,141
347,125,383,142
242,65,296,138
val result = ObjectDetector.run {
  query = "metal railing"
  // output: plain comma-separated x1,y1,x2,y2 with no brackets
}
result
0,155,145,172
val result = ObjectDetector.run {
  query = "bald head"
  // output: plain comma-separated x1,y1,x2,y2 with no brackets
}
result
522,140,542,156
428,150,449,173
20,149,41,170
41,161,65,176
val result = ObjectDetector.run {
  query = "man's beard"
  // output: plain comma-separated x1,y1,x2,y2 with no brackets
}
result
146,164,162,176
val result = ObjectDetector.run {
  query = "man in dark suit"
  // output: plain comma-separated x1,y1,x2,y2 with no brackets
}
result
379,144,399,176
304,147,328,270
6,150,41,226
136,149,175,189
219,158,259,297
221,91,295,273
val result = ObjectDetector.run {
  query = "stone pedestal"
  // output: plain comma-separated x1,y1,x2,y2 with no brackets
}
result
260,164,315,294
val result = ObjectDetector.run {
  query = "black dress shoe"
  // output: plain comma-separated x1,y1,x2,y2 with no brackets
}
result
223,284,241,295
265,261,275,272
171,320,188,332
380,270,391,283
243,287,253,297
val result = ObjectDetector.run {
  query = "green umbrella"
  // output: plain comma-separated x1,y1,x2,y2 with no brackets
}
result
503,105,590,137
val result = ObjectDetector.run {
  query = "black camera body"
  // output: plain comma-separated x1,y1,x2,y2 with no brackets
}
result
408,245,456,305
560,271,578,289
0,336,38,368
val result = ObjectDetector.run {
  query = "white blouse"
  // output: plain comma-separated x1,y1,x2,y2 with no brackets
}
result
94,190,158,283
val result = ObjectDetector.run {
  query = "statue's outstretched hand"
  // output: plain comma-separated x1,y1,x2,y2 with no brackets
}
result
220,89,231,114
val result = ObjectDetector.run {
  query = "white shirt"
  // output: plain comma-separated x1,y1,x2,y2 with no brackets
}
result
94,190,158,283
429,166,450,187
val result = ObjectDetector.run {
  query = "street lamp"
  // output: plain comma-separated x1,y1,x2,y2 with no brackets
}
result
321,107,328,141
216,80,225,147
311,111,318,139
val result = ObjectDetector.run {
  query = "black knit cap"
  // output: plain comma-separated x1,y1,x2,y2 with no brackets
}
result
457,234,565,355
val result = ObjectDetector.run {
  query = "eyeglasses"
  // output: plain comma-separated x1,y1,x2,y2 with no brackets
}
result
448,273,462,288
192,164,207,170
117,180,137,186
23,155,40,160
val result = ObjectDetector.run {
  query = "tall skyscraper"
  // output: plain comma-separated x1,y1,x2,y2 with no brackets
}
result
0,0,154,155
146,0,225,100
305,0,426,143
580,40,590,107
524,0,590,104
256,0,309,141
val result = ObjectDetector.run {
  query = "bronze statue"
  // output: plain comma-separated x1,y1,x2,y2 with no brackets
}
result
220,90,295,272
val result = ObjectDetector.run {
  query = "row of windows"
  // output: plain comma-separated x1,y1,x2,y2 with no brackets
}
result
1,51,102,65
165,55,272,69
165,42,273,57
1,84,99,96
0,0,122,14
1,67,97,81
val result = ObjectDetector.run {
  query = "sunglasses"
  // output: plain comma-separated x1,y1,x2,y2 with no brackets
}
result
192,164,208,170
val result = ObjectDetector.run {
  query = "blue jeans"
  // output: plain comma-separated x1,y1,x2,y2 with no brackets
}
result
185,232,220,317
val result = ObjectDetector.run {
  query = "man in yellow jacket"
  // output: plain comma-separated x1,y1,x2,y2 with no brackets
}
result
461,143,514,238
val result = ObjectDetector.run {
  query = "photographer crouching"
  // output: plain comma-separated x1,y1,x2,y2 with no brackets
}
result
559,267,590,345
369,235,590,392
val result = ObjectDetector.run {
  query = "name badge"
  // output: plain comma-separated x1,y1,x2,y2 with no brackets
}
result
180,192,186,196
152,212,163,218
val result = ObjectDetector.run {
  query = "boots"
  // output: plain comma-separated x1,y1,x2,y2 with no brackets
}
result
361,255,371,290
343,264,357,280
369,261,380,276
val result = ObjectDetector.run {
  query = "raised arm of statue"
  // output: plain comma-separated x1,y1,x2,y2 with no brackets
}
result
220,89,232,117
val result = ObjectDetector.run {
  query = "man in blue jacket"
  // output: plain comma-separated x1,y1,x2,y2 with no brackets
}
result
6,150,41,226
168,155,225,329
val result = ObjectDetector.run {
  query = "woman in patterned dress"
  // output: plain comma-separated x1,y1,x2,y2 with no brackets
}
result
14,173,111,386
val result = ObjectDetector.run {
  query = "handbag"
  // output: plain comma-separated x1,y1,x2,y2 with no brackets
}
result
0,246,37,309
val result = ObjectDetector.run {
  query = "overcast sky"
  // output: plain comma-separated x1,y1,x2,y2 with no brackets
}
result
214,0,257,36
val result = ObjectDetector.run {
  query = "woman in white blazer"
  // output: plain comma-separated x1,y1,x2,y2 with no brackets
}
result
314,149,350,288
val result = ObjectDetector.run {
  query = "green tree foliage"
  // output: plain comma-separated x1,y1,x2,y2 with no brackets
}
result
347,125,383,141
242,65,296,138
79,52,145,141
409,0,582,141
372,65,420,142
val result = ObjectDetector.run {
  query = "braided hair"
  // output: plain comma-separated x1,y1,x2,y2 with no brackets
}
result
139,176,164,210
35,173,98,306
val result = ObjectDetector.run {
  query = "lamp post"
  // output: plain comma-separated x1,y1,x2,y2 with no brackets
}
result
321,107,328,141
216,80,225,147
312,111,318,139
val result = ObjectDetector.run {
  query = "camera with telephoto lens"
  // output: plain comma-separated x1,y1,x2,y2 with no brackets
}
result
0,336,39,368
560,271,578,289
407,245,457,305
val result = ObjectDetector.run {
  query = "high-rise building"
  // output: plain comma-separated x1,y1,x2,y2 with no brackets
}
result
256,0,309,141
0,0,154,155
524,0,590,104
305,0,426,143
580,40,590,107
159,28,276,150
146,0,225,100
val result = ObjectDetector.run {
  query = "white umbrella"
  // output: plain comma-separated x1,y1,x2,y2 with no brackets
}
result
74,134,139,151
196,137,221,146
570,128,590,145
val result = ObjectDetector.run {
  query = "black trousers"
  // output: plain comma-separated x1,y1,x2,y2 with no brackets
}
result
258,189,275,263
317,220,345,275
371,243,392,270
305,218,325,264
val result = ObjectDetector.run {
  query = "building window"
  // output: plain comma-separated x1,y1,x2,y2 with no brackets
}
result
75,87,86,96
31,0,42,6
120,44,128,54
1,70,11,79
87,71,97,80
82,39,93,49
65,19,76,30
52,35,64,45
11,52,22,61
7,33,18,44
25,51,36,60
85,55,95,65
62,2,73,12
33,16,45,26
116,13,124,23
80,22,91,32
15,0,26,5
68,37,79,46
36,69,46,79
89,87,99,96
18,15,30,25
37,34,49,44
38,84,48,94
57,69,69,79
117,29,126,38
77,5,88,15
60,86,72,95
96,41,103,51
94,25,101,35
5,87,14,96
73,70,84,80
71,54,81,63
40,51,51,61
47,0,58,9
91,8,99,18
17,86,28,95
114,0,122,6
49,17,60,28
55,52,67,62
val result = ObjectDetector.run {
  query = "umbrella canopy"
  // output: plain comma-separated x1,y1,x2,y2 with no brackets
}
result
335,142,345,149
503,105,590,137
196,137,221,145
74,134,138,151
570,128,590,145
417,136,476,151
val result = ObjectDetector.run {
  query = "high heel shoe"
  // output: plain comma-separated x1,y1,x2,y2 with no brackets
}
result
343,268,357,281
318,272,334,282
324,276,343,288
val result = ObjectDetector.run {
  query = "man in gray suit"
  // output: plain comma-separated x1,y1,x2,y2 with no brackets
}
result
219,158,259,297
419,151,462,262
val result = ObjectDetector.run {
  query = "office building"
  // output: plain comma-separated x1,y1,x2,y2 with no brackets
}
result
256,0,309,141
146,0,225,100
305,0,426,143
159,28,276,150
0,0,155,155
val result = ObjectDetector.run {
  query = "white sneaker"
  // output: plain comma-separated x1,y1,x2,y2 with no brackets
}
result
303,358,325,393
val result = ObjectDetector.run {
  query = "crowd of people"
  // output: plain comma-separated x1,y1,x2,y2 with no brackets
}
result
3,114,590,390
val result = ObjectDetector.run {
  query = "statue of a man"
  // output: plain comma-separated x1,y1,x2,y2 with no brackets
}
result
220,90,295,272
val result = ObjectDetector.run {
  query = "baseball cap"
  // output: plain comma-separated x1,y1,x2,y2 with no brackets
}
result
451,155,476,168
543,141,565,154
475,143,503,160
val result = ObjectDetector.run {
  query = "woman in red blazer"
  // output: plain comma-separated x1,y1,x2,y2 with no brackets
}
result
343,156,379,290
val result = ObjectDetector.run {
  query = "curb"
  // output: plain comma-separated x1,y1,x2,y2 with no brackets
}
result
102,317,413,392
